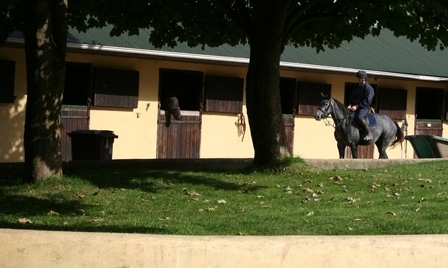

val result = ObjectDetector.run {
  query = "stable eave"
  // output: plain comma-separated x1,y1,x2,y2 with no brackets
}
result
5,32,448,83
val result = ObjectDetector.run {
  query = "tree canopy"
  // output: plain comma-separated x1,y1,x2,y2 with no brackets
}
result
66,1,448,51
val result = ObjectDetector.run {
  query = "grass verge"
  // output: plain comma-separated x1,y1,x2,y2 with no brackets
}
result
1,158,448,235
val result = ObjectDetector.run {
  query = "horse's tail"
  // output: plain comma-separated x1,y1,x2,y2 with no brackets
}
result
390,120,405,148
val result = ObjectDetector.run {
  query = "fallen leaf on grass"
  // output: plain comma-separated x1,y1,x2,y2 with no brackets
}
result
157,217,170,221
88,218,104,222
17,218,32,224
347,197,359,203
47,210,60,215
330,176,343,181
75,193,86,199
303,188,313,193
187,190,200,196
386,211,396,216
301,197,310,203
206,206,218,212
305,211,314,216
217,199,227,204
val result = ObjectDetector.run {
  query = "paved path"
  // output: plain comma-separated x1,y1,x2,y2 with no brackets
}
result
1,228,448,267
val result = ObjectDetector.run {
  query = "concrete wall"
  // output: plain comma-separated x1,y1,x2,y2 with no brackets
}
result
1,229,448,268
1,46,448,162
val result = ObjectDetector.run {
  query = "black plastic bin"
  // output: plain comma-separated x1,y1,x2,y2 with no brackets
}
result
68,130,118,161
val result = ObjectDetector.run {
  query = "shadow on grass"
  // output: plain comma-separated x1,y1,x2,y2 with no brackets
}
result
0,159,277,233
0,193,173,234
62,163,267,193
0,220,170,234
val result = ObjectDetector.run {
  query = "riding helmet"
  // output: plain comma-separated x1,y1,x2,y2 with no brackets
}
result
356,70,368,78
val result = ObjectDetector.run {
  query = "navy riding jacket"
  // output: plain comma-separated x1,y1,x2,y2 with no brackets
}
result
348,82,375,109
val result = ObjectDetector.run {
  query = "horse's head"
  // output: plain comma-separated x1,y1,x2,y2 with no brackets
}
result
315,93,332,121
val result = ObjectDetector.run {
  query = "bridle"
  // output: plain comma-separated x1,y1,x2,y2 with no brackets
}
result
320,98,350,128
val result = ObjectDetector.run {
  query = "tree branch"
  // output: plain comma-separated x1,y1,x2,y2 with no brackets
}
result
214,0,251,36
284,0,320,32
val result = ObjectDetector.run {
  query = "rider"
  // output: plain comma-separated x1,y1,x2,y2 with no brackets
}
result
347,70,375,140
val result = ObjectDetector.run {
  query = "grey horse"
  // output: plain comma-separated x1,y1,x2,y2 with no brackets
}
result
315,94,404,159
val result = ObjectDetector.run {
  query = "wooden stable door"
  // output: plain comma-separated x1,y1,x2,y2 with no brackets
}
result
344,144,374,159
156,111,201,158
283,115,294,155
61,105,89,161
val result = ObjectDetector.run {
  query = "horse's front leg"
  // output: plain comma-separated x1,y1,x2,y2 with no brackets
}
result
350,144,358,158
337,142,345,159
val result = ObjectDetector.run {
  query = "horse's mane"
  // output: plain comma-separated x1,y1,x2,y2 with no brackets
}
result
329,97,349,117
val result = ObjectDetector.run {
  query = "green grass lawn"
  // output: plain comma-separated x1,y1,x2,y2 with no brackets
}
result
1,158,448,235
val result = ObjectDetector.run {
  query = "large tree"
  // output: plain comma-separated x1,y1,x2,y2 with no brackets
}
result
22,0,67,180
1,0,67,181
2,1,448,180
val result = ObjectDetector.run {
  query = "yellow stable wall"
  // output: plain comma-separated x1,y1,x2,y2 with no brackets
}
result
1,46,447,162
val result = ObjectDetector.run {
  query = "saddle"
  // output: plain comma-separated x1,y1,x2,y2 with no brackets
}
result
350,111,377,127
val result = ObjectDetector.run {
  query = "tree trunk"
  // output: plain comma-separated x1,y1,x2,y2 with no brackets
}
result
246,5,290,166
23,0,67,181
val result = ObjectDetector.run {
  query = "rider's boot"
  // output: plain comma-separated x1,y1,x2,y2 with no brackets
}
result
360,118,373,141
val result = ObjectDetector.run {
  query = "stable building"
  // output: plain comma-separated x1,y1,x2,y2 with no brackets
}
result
1,27,448,162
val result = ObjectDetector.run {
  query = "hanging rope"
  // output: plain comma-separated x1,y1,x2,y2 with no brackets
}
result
235,113,246,141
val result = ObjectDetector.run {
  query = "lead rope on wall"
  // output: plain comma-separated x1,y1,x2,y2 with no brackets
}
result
235,113,246,141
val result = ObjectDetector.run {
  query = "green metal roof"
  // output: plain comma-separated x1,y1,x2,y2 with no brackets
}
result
13,26,448,79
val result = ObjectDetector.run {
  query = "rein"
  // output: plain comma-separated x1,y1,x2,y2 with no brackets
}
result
321,99,350,128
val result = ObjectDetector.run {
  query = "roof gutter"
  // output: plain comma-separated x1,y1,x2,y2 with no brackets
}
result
6,37,448,82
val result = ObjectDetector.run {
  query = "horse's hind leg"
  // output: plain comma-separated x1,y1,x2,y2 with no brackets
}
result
375,138,389,159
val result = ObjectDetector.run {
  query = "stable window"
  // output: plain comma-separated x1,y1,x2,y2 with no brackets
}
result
297,81,331,115
204,75,244,114
416,87,444,120
159,69,203,112
280,77,297,115
0,60,16,103
92,67,139,108
445,92,448,121
378,88,407,120
64,62,92,106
